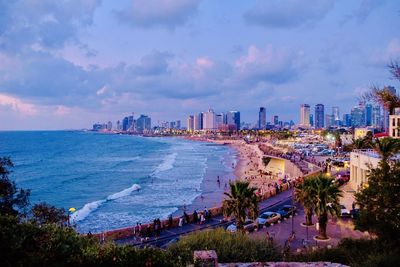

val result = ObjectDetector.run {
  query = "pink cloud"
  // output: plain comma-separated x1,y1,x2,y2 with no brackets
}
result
0,94,38,116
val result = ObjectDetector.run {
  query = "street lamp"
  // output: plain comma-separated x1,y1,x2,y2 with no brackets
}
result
68,207,76,226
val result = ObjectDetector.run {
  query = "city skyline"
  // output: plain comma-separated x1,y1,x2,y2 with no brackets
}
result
0,0,399,130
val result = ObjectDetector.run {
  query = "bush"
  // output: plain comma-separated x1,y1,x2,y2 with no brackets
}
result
288,238,400,267
167,228,280,265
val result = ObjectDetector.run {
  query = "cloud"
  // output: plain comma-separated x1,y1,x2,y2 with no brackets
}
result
115,0,200,29
355,0,387,23
369,38,400,67
244,0,335,28
232,45,304,85
0,0,101,52
0,93,38,115
132,51,173,75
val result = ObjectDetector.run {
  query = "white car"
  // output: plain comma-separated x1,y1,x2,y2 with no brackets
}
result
256,212,281,227
226,220,255,233
340,205,351,217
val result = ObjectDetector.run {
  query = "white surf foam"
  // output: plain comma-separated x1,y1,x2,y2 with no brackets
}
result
153,152,177,174
71,183,141,222
107,184,141,200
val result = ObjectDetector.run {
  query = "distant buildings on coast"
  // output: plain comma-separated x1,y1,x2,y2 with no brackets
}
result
92,85,396,135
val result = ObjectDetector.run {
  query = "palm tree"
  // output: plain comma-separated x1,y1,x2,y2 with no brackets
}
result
222,181,258,232
374,137,400,162
312,175,342,240
364,86,400,115
294,178,315,226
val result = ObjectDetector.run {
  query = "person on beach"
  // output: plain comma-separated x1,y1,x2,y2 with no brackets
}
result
178,216,183,227
193,210,198,223
168,214,173,229
184,211,189,223
204,207,209,219
200,213,205,224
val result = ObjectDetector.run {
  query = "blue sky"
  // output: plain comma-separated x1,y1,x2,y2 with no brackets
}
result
0,0,399,130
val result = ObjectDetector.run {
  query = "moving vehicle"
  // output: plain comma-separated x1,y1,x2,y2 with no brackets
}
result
276,205,297,218
256,212,281,227
226,219,255,233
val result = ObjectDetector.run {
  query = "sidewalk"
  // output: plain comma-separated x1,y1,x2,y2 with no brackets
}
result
117,188,294,246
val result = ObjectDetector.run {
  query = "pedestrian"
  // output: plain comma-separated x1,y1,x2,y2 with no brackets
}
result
184,211,190,223
193,210,198,223
200,213,205,224
178,216,183,227
168,214,173,229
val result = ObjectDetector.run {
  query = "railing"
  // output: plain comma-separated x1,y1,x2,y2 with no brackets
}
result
352,149,381,159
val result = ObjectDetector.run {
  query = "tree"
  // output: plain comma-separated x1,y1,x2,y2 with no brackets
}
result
222,181,258,231
31,202,68,226
310,175,342,240
295,178,316,226
355,154,400,243
0,157,30,217
373,137,400,163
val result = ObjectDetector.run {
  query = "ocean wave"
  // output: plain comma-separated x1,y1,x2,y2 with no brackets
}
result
71,183,141,222
153,152,177,174
107,184,141,200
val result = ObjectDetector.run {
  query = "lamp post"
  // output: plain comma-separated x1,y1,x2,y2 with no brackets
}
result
68,207,76,227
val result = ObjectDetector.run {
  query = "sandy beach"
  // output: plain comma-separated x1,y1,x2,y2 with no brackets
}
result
173,138,286,218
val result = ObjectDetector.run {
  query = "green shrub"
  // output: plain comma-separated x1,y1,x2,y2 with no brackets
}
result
167,228,280,265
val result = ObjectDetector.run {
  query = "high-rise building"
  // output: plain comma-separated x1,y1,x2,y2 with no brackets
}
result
226,111,240,130
107,121,112,131
372,106,381,128
351,106,365,127
315,104,324,129
258,107,266,130
309,114,314,127
136,115,151,133
215,113,223,129
300,104,311,127
273,115,279,125
389,108,400,138
342,114,351,127
332,106,340,126
194,113,203,130
365,103,372,126
187,115,194,131
325,114,334,128
128,113,134,130
203,109,216,130
116,120,121,130
122,117,129,131
176,120,181,129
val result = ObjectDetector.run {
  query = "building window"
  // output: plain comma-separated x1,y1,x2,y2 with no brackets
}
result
393,118,396,126
398,129,400,137
398,118,400,126
393,129,396,137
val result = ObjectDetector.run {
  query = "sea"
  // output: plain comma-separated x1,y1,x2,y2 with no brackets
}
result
0,131,236,233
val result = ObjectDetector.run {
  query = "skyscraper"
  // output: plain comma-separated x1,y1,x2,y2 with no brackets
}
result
300,104,311,127
350,106,365,127
325,114,334,128
342,114,351,127
365,103,372,126
226,111,240,130
258,107,266,130
315,104,324,129
193,113,203,130
332,106,340,126
372,105,381,128
203,109,216,130
136,115,151,133
273,115,279,125
215,113,223,129
309,114,314,127
122,117,129,131
187,116,194,131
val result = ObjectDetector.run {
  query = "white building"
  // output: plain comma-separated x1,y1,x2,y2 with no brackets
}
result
187,115,194,131
349,149,380,191
203,109,216,130
389,107,400,138
300,104,311,128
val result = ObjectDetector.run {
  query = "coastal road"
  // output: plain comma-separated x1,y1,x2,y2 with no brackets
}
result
116,188,300,248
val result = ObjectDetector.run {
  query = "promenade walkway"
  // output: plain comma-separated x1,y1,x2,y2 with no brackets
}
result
116,188,295,247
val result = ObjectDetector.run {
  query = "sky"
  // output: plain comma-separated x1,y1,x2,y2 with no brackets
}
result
0,0,399,130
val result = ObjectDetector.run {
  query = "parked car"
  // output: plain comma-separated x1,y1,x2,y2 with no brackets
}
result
350,208,360,219
226,219,255,233
276,205,297,218
257,212,281,227
340,205,351,217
